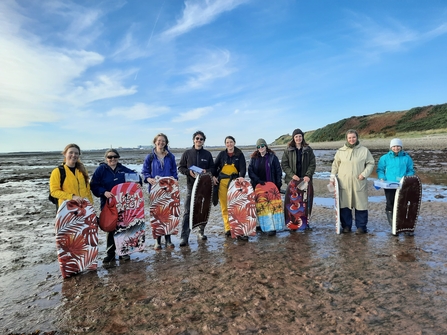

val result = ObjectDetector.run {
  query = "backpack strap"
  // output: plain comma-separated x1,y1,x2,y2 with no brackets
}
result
58,165,66,188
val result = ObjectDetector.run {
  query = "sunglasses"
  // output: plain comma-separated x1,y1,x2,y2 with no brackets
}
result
107,156,119,159
195,137,205,141
257,144,266,149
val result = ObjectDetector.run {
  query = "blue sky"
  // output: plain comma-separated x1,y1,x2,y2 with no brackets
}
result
1,0,447,152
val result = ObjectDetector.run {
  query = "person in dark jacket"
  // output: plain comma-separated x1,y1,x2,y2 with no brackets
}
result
177,131,215,247
213,136,247,237
248,138,282,236
90,148,140,263
142,133,179,249
281,128,316,185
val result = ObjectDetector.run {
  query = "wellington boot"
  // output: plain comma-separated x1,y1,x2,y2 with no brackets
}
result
386,211,393,226
199,226,207,240
154,236,162,250
165,235,175,248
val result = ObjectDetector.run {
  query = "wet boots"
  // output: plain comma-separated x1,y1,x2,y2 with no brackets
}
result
165,234,175,248
154,236,162,250
386,211,393,226
199,225,207,240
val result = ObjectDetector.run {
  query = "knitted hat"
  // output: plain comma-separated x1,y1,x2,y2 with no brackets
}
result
292,128,304,137
256,138,267,147
390,138,403,148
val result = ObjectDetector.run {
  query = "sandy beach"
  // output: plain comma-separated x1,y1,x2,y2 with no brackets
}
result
1,136,447,334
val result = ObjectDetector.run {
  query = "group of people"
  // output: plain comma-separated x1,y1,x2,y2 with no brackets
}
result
49,128,414,264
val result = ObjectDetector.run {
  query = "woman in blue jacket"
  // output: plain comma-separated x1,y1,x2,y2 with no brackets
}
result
141,133,178,250
90,148,140,264
376,138,415,225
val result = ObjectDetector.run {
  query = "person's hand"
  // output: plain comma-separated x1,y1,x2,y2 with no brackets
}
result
189,170,197,178
292,175,300,181
358,174,365,180
104,191,113,199
303,176,310,183
147,178,156,185
213,176,219,185
236,177,245,182
72,195,83,204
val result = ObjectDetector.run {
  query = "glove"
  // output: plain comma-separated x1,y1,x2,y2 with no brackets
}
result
259,181,265,185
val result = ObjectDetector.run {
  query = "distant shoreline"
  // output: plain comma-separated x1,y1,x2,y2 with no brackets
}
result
1,134,445,155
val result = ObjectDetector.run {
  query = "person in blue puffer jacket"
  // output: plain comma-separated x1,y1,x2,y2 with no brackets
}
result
376,138,415,225
90,148,141,264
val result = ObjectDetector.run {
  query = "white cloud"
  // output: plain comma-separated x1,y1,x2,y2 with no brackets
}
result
162,0,249,39
180,48,234,89
106,103,169,120
172,106,212,122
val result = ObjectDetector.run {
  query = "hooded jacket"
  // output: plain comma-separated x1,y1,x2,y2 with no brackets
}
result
281,145,316,185
331,144,375,210
50,164,93,207
213,146,246,178
248,152,282,191
90,162,139,209
377,150,414,182
141,149,178,192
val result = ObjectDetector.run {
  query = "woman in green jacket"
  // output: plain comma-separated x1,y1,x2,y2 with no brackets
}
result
281,128,316,185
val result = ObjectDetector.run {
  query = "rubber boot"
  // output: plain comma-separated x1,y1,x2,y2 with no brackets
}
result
154,236,162,250
165,235,175,248
199,225,208,240
386,211,393,226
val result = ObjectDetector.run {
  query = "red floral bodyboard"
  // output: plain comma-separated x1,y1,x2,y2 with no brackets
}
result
54,199,98,279
227,179,257,238
149,177,180,239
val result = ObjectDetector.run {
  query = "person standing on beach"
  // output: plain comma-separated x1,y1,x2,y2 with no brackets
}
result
330,130,375,234
49,143,93,207
376,138,415,226
281,128,316,229
248,138,283,236
178,131,215,247
90,148,140,263
141,133,178,250
213,136,247,237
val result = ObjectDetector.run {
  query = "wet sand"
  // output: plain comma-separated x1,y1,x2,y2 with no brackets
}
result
1,137,447,334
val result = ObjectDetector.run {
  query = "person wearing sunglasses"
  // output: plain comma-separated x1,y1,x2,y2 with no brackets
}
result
142,133,178,249
248,139,283,235
178,131,216,247
90,148,141,263
213,136,247,237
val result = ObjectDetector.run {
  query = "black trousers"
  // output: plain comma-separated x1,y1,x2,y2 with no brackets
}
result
384,189,397,212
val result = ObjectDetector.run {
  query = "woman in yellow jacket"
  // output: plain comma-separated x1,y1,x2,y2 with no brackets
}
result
49,143,93,207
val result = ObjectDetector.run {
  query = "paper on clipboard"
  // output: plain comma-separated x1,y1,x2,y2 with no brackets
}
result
189,165,204,174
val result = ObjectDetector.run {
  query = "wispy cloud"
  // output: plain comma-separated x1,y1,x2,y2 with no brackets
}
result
180,48,234,90
162,0,249,39
106,103,169,120
172,106,213,122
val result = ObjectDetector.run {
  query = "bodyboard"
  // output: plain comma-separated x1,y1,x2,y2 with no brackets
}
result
284,179,314,231
333,178,342,234
112,182,146,256
55,199,98,278
392,176,422,235
189,172,213,230
149,177,180,239
255,182,285,232
227,179,257,238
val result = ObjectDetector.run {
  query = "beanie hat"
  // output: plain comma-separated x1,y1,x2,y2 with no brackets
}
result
256,138,267,147
390,138,403,148
292,128,304,137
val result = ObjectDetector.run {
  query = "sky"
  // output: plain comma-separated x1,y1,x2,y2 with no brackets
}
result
1,0,447,153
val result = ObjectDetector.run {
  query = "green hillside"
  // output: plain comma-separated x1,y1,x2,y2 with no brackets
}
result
273,103,447,144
